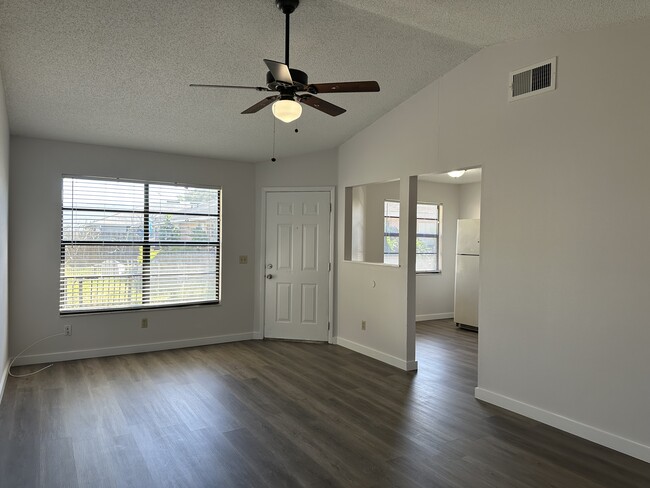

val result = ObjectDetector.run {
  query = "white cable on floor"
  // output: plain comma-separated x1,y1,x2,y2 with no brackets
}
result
8,332,65,378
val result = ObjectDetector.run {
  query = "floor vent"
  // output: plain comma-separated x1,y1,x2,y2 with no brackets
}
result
509,57,556,101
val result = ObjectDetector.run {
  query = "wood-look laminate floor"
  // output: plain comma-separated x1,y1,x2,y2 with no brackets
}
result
1,319,649,487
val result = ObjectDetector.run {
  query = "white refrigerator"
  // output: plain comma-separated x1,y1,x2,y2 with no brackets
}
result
454,219,480,330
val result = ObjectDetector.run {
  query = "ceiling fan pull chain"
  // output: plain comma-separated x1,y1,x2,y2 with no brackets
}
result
271,116,277,162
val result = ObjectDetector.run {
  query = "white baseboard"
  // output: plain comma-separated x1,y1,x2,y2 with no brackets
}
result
0,359,9,404
475,387,650,464
335,337,418,371
416,312,454,322
405,360,418,371
252,331,264,340
12,332,258,366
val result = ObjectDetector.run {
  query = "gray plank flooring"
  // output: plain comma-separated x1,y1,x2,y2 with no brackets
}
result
1,319,649,487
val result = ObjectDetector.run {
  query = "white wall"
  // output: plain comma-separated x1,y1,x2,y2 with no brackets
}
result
253,149,338,337
459,182,481,219
0,71,9,398
9,137,256,363
254,149,338,190
362,180,399,263
336,65,440,371
351,185,367,261
337,18,650,462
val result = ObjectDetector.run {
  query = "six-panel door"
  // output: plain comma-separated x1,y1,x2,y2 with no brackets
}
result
264,191,330,341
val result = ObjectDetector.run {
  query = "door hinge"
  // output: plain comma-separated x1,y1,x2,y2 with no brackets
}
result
328,321,330,331
330,203,332,212
328,262,331,271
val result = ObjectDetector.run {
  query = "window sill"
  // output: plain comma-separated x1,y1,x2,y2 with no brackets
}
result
343,260,400,268
60,300,221,316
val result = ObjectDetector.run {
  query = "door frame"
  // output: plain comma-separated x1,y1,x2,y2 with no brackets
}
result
259,187,335,343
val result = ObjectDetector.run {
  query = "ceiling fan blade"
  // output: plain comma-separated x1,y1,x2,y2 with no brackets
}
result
190,84,270,91
241,95,279,114
298,94,346,117
307,81,380,94
263,59,293,85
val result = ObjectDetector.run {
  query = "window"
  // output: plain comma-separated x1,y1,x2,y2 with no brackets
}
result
383,201,400,265
383,200,441,272
414,202,441,272
60,177,221,313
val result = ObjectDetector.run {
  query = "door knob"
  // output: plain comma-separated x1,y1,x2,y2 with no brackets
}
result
266,264,273,269
266,274,273,279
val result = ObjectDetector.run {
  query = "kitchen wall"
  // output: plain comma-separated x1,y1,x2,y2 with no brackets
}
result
337,18,650,461
0,70,9,399
459,182,481,219
416,180,460,320
9,137,256,364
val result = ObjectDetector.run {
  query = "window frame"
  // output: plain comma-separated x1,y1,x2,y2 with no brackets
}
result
383,199,442,273
59,175,222,315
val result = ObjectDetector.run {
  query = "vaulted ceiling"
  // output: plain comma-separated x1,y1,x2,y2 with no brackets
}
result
1,1,648,163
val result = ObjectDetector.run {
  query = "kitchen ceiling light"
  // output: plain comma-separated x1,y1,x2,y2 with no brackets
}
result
272,99,302,123
448,170,466,178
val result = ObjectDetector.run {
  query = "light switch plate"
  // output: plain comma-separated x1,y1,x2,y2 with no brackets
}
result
239,255,248,264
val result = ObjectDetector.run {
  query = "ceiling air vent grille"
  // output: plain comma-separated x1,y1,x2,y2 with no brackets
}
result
509,57,556,101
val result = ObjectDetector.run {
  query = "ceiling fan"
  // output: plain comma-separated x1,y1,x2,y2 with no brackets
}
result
190,0,380,123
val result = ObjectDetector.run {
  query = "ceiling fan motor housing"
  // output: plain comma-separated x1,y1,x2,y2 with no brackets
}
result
276,0,299,14
266,68,308,90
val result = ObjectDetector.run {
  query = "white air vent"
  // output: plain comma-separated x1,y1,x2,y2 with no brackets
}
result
509,57,556,101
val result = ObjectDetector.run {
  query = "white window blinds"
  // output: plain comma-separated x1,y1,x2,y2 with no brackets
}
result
60,177,221,313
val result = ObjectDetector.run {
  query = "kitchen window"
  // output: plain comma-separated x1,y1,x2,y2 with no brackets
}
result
60,176,221,313
383,200,441,272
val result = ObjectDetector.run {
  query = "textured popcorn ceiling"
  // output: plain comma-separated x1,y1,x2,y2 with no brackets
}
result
334,0,650,46
1,1,648,163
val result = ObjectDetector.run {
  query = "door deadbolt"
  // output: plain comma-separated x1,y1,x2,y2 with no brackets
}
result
266,264,273,269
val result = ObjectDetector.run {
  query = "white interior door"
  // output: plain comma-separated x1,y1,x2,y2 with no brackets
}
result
264,191,331,341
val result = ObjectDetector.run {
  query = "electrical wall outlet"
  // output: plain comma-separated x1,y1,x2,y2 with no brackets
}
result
64,325,72,336
141,318,148,328
361,320,366,331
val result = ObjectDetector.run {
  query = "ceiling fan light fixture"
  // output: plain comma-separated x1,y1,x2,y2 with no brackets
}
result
448,170,466,178
272,99,302,123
